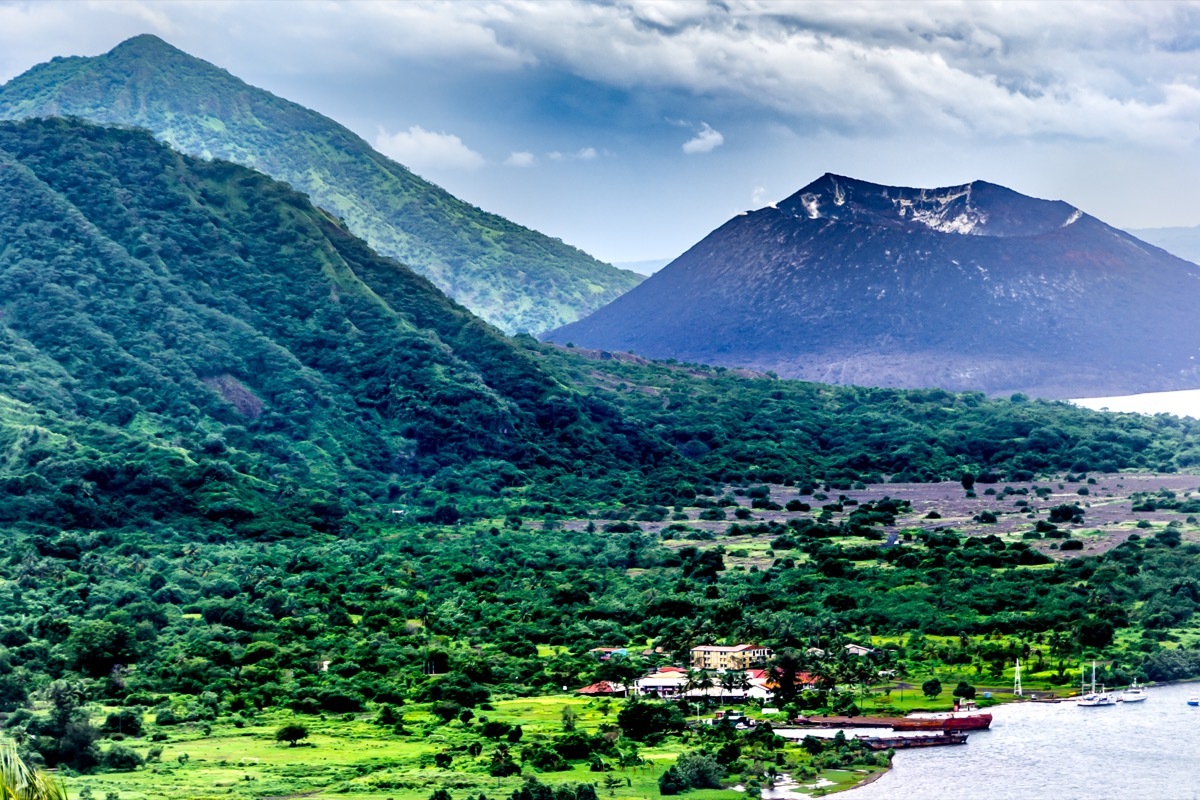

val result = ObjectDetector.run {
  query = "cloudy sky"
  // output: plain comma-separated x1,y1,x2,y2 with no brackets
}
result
1,0,1198,264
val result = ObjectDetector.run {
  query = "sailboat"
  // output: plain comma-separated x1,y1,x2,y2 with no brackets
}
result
1076,661,1115,707
1120,680,1148,703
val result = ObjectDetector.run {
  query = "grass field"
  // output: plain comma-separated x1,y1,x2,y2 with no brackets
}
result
55,690,904,800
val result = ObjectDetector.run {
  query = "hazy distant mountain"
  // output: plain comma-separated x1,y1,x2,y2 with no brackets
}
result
0,34,641,334
614,258,674,276
550,174,1200,398
1126,226,1200,266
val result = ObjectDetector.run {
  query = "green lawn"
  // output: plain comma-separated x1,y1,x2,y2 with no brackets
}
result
60,692,909,800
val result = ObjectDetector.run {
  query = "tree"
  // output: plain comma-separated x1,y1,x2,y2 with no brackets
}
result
561,705,577,732
489,744,520,777
921,678,942,699
683,669,713,705
768,649,803,705
432,701,463,724
275,724,309,746
0,744,68,800
718,671,738,701
658,766,685,795
952,682,976,701
617,702,683,741
961,473,975,492
674,750,724,789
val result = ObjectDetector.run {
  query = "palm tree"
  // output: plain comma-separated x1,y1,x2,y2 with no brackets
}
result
719,671,738,701
0,743,68,800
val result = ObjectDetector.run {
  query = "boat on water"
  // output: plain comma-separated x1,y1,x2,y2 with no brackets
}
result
859,731,969,750
1120,682,1148,703
1187,695,1199,707
1077,661,1116,707
901,698,993,731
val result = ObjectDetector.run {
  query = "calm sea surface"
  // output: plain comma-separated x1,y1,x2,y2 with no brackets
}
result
846,682,1200,800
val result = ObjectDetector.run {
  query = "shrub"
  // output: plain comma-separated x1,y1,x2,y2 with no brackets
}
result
522,742,569,772
102,710,143,737
674,750,724,789
101,744,144,771
154,709,179,726
659,765,685,795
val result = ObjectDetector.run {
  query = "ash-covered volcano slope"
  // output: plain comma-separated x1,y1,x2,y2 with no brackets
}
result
550,174,1200,398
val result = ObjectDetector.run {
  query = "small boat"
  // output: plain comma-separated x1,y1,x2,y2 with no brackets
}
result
1120,682,1147,703
1077,661,1116,707
1188,695,1199,707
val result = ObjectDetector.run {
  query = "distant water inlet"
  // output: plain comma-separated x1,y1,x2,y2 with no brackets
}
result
842,682,1200,800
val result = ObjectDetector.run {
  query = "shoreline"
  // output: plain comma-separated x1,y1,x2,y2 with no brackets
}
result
822,675,1200,797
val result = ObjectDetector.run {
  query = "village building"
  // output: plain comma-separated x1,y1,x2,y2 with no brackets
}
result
588,647,628,661
633,666,689,698
690,643,774,670
576,680,627,697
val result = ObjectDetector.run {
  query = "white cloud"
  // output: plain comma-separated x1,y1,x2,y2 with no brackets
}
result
545,147,600,162
682,122,723,154
7,2,1197,146
470,0,1200,145
752,185,767,206
504,150,536,167
373,125,485,171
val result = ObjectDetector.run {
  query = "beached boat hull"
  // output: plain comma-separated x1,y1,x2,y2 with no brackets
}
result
860,732,969,750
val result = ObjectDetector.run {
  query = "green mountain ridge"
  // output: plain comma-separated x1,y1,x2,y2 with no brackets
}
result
0,34,642,334
0,117,676,537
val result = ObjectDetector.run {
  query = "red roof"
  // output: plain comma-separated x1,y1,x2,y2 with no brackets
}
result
577,681,623,695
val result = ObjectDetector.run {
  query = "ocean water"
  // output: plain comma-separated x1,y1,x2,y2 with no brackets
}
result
848,681,1200,800
1071,389,1200,418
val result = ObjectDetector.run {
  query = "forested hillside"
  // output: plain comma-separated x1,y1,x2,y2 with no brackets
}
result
6,118,1200,797
0,117,673,538
0,34,642,334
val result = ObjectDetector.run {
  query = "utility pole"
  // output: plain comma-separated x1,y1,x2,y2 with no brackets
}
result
1014,659,1023,698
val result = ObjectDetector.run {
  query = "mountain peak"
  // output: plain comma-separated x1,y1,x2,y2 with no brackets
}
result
778,174,1079,237
112,33,176,51
107,34,196,63
551,175,1198,398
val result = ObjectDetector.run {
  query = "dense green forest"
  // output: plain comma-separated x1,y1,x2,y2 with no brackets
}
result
0,34,643,334
4,118,1200,797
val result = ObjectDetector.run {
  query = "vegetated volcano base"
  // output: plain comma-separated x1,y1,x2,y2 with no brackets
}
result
45,471,1200,800
550,174,1200,399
